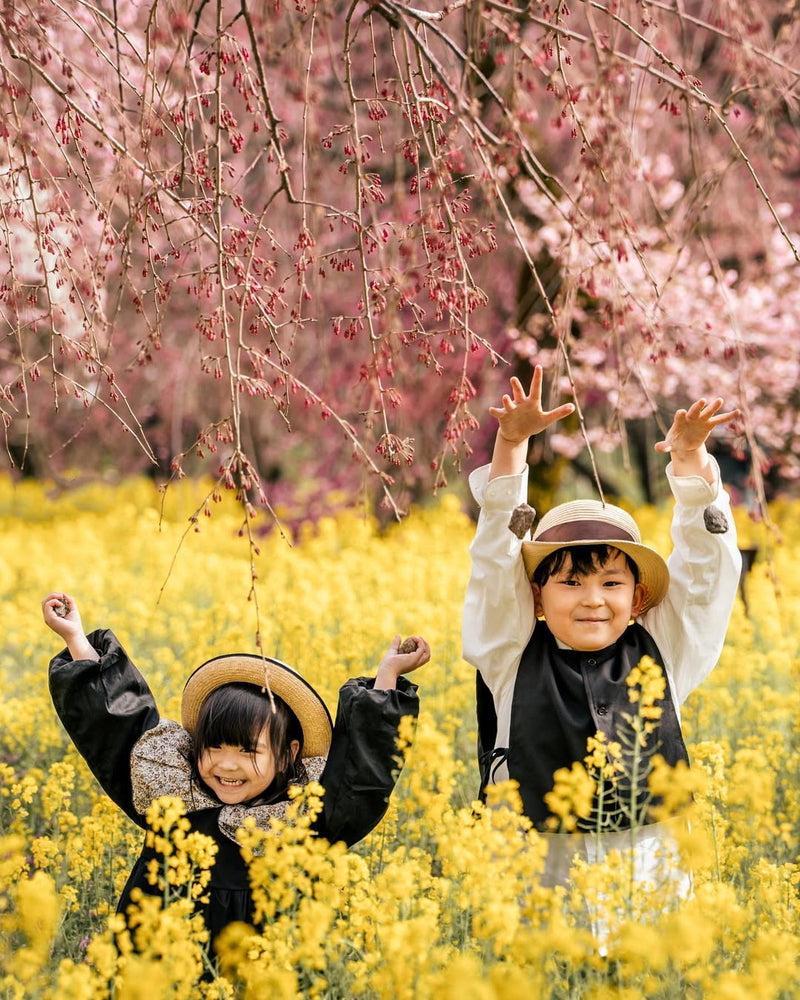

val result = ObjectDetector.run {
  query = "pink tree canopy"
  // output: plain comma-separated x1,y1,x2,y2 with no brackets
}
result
1,0,798,522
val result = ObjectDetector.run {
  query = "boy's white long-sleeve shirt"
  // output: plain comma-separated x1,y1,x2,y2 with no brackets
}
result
462,458,742,787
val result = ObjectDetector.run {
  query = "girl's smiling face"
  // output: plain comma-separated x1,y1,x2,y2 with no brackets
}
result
197,726,280,804
193,682,303,805
532,548,646,651
197,728,300,805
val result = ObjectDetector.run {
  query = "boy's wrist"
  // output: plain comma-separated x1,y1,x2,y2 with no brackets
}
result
670,443,707,459
497,429,529,446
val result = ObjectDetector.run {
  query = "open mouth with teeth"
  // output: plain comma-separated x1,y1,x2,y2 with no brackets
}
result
215,776,246,786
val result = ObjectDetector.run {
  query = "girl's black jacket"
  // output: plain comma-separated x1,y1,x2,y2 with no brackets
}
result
49,629,419,943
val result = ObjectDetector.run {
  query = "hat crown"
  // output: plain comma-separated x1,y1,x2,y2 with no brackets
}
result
532,499,642,545
181,653,332,758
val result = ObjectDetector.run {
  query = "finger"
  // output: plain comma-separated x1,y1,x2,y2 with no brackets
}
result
493,392,517,414
707,407,740,427
526,365,543,401
502,392,517,410
488,401,512,419
686,397,725,422
412,639,431,665
682,401,705,419
695,397,724,419
402,636,428,658
542,402,575,422
508,376,526,402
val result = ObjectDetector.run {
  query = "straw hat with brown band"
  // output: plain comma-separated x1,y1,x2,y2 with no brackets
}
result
181,653,333,759
521,499,670,615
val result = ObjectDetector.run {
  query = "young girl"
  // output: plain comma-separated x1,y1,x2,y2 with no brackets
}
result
42,592,430,943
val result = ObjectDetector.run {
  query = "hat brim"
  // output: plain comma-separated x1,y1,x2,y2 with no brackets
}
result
521,539,669,614
181,654,333,758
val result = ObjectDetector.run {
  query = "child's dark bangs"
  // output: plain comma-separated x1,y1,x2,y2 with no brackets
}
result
195,682,272,756
534,544,638,585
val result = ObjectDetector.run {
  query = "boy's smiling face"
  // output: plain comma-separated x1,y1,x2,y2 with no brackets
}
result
532,548,647,651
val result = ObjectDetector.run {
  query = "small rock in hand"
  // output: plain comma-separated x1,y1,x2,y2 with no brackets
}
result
508,503,536,539
399,637,419,654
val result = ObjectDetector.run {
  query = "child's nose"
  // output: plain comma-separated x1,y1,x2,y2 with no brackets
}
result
215,751,240,770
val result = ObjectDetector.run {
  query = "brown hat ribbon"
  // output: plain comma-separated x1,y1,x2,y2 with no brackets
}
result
536,520,637,543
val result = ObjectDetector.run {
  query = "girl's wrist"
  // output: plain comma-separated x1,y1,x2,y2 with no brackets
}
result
373,665,398,691
66,635,100,662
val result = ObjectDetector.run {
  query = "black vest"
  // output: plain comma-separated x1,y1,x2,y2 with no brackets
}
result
477,622,689,831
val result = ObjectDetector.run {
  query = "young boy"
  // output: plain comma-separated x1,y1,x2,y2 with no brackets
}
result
462,365,741,888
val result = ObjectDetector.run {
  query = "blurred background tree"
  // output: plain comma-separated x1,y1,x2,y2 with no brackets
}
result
1,0,797,525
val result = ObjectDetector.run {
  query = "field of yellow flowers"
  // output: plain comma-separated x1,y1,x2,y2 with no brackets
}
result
1,475,798,999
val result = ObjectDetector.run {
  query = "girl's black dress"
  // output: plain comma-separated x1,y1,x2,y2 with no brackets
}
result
49,629,419,943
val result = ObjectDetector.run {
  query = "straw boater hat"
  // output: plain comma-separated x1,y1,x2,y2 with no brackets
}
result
521,499,670,614
181,654,333,758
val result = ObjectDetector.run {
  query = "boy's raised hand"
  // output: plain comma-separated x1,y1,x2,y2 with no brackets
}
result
654,397,739,483
654,398,739,457
490,366,575,446
488,365,575,480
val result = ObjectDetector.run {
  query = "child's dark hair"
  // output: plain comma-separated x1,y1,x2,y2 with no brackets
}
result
193,683,306,800
533,544,639,587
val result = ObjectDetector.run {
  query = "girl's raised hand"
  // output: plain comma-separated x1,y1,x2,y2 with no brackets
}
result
42,592,99,661
42,592,80,634
374,635,431,691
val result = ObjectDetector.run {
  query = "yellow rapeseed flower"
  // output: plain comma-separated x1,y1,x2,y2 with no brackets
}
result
3,475,800,996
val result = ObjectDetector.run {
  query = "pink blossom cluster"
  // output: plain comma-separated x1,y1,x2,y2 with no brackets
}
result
0,0,797,521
